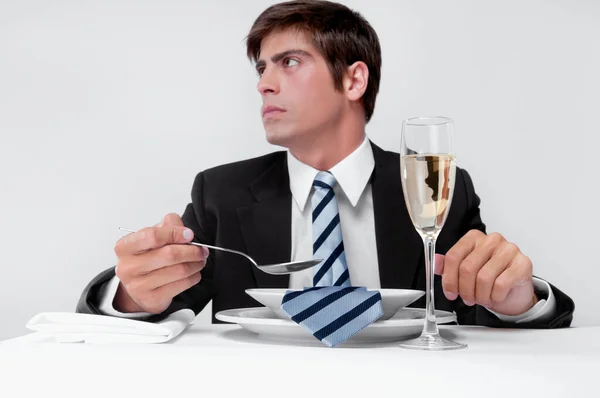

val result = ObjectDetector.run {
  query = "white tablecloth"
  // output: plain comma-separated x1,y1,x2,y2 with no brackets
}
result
1,324,598,398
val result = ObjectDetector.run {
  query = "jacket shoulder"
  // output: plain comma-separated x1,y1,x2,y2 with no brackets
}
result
201,150,286,185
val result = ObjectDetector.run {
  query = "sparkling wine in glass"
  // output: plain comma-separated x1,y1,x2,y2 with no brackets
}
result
399,116,467,350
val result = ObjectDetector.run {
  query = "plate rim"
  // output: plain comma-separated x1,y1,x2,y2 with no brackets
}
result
215,306,456,328
245,287,426,296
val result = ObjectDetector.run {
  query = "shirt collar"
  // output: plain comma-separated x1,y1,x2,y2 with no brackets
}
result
286,135,375,211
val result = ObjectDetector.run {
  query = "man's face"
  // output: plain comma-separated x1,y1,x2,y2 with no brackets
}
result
256,29,345,148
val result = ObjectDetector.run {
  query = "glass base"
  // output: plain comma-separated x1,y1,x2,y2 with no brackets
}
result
398,333,467,351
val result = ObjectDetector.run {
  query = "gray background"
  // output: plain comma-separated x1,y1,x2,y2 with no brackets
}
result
1,0,598,341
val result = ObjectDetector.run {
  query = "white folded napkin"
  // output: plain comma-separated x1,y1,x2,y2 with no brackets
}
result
23,309,195,344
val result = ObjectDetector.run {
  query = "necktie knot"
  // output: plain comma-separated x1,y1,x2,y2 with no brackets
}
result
313,171,337,191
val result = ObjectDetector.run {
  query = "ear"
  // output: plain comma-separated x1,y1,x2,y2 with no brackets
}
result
343,61,369,102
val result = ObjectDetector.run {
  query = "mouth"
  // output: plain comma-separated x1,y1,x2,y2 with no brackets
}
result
262,105,287,119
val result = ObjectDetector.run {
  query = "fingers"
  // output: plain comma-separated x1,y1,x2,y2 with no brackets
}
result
491,253,533,303
129,243,208,275
115,244,207,313
441,230,481,300
434,254,445,275
114,225,194,257
457,233,505,305
473,242,520,307
112,213,204,314
160,213,184,227
131,261,206,291
441,230,535,313
153,272,203,302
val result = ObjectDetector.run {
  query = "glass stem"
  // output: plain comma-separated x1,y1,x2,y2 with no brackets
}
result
422,235,439,336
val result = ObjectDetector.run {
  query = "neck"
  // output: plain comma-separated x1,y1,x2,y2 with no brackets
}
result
288,119,366,171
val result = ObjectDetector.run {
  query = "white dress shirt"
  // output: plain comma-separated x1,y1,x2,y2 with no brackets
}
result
99,136,556,323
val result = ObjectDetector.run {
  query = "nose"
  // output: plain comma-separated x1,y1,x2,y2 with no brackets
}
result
257,67,280,96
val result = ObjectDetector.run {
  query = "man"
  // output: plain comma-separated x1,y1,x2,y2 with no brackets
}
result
77,0,574,329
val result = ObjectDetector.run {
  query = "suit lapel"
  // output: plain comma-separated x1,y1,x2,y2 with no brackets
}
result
370,141,423,289
237,153,291,288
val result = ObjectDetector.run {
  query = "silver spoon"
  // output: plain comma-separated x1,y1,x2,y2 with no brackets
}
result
118,227,322,275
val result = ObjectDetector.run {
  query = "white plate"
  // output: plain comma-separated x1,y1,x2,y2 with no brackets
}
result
216,307,456,346
245,288,425,321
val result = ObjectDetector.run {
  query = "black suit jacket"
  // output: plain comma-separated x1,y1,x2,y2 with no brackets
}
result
77,140,574,328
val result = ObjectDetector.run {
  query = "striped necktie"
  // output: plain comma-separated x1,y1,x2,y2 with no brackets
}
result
311,171,351,287
281,286,383,347
280,171,383,347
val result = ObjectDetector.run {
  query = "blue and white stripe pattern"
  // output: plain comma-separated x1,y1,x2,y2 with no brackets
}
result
280,286,383,347
311,171,351,287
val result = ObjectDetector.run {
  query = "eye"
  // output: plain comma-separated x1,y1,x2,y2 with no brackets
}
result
256,66,265,77
284,58,300,68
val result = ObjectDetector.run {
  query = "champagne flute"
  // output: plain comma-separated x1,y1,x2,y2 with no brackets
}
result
399,116,467,351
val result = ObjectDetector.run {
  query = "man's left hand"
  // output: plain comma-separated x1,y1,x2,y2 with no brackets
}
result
434,230,538,316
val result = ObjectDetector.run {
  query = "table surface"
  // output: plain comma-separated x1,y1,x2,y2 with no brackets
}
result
1,323,599,398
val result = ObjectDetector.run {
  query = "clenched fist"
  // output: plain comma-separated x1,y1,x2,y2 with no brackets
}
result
113,213,209,314
435,230,538,316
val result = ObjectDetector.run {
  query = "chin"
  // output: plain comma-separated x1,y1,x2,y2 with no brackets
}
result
264,127,295,148
263,121,316,150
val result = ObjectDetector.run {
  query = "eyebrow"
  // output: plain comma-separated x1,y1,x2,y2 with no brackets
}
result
255,49,313,72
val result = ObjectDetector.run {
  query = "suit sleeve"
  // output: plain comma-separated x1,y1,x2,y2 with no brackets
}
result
450,168,575,329
76,171,217,323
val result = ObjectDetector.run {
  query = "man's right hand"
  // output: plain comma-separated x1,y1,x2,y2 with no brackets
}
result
112,213,209,314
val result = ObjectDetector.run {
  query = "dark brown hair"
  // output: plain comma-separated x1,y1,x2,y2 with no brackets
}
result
246,0,382,122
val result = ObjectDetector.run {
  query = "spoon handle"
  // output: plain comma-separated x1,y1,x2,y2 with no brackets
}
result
118,227,256,265
188,241,255,264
